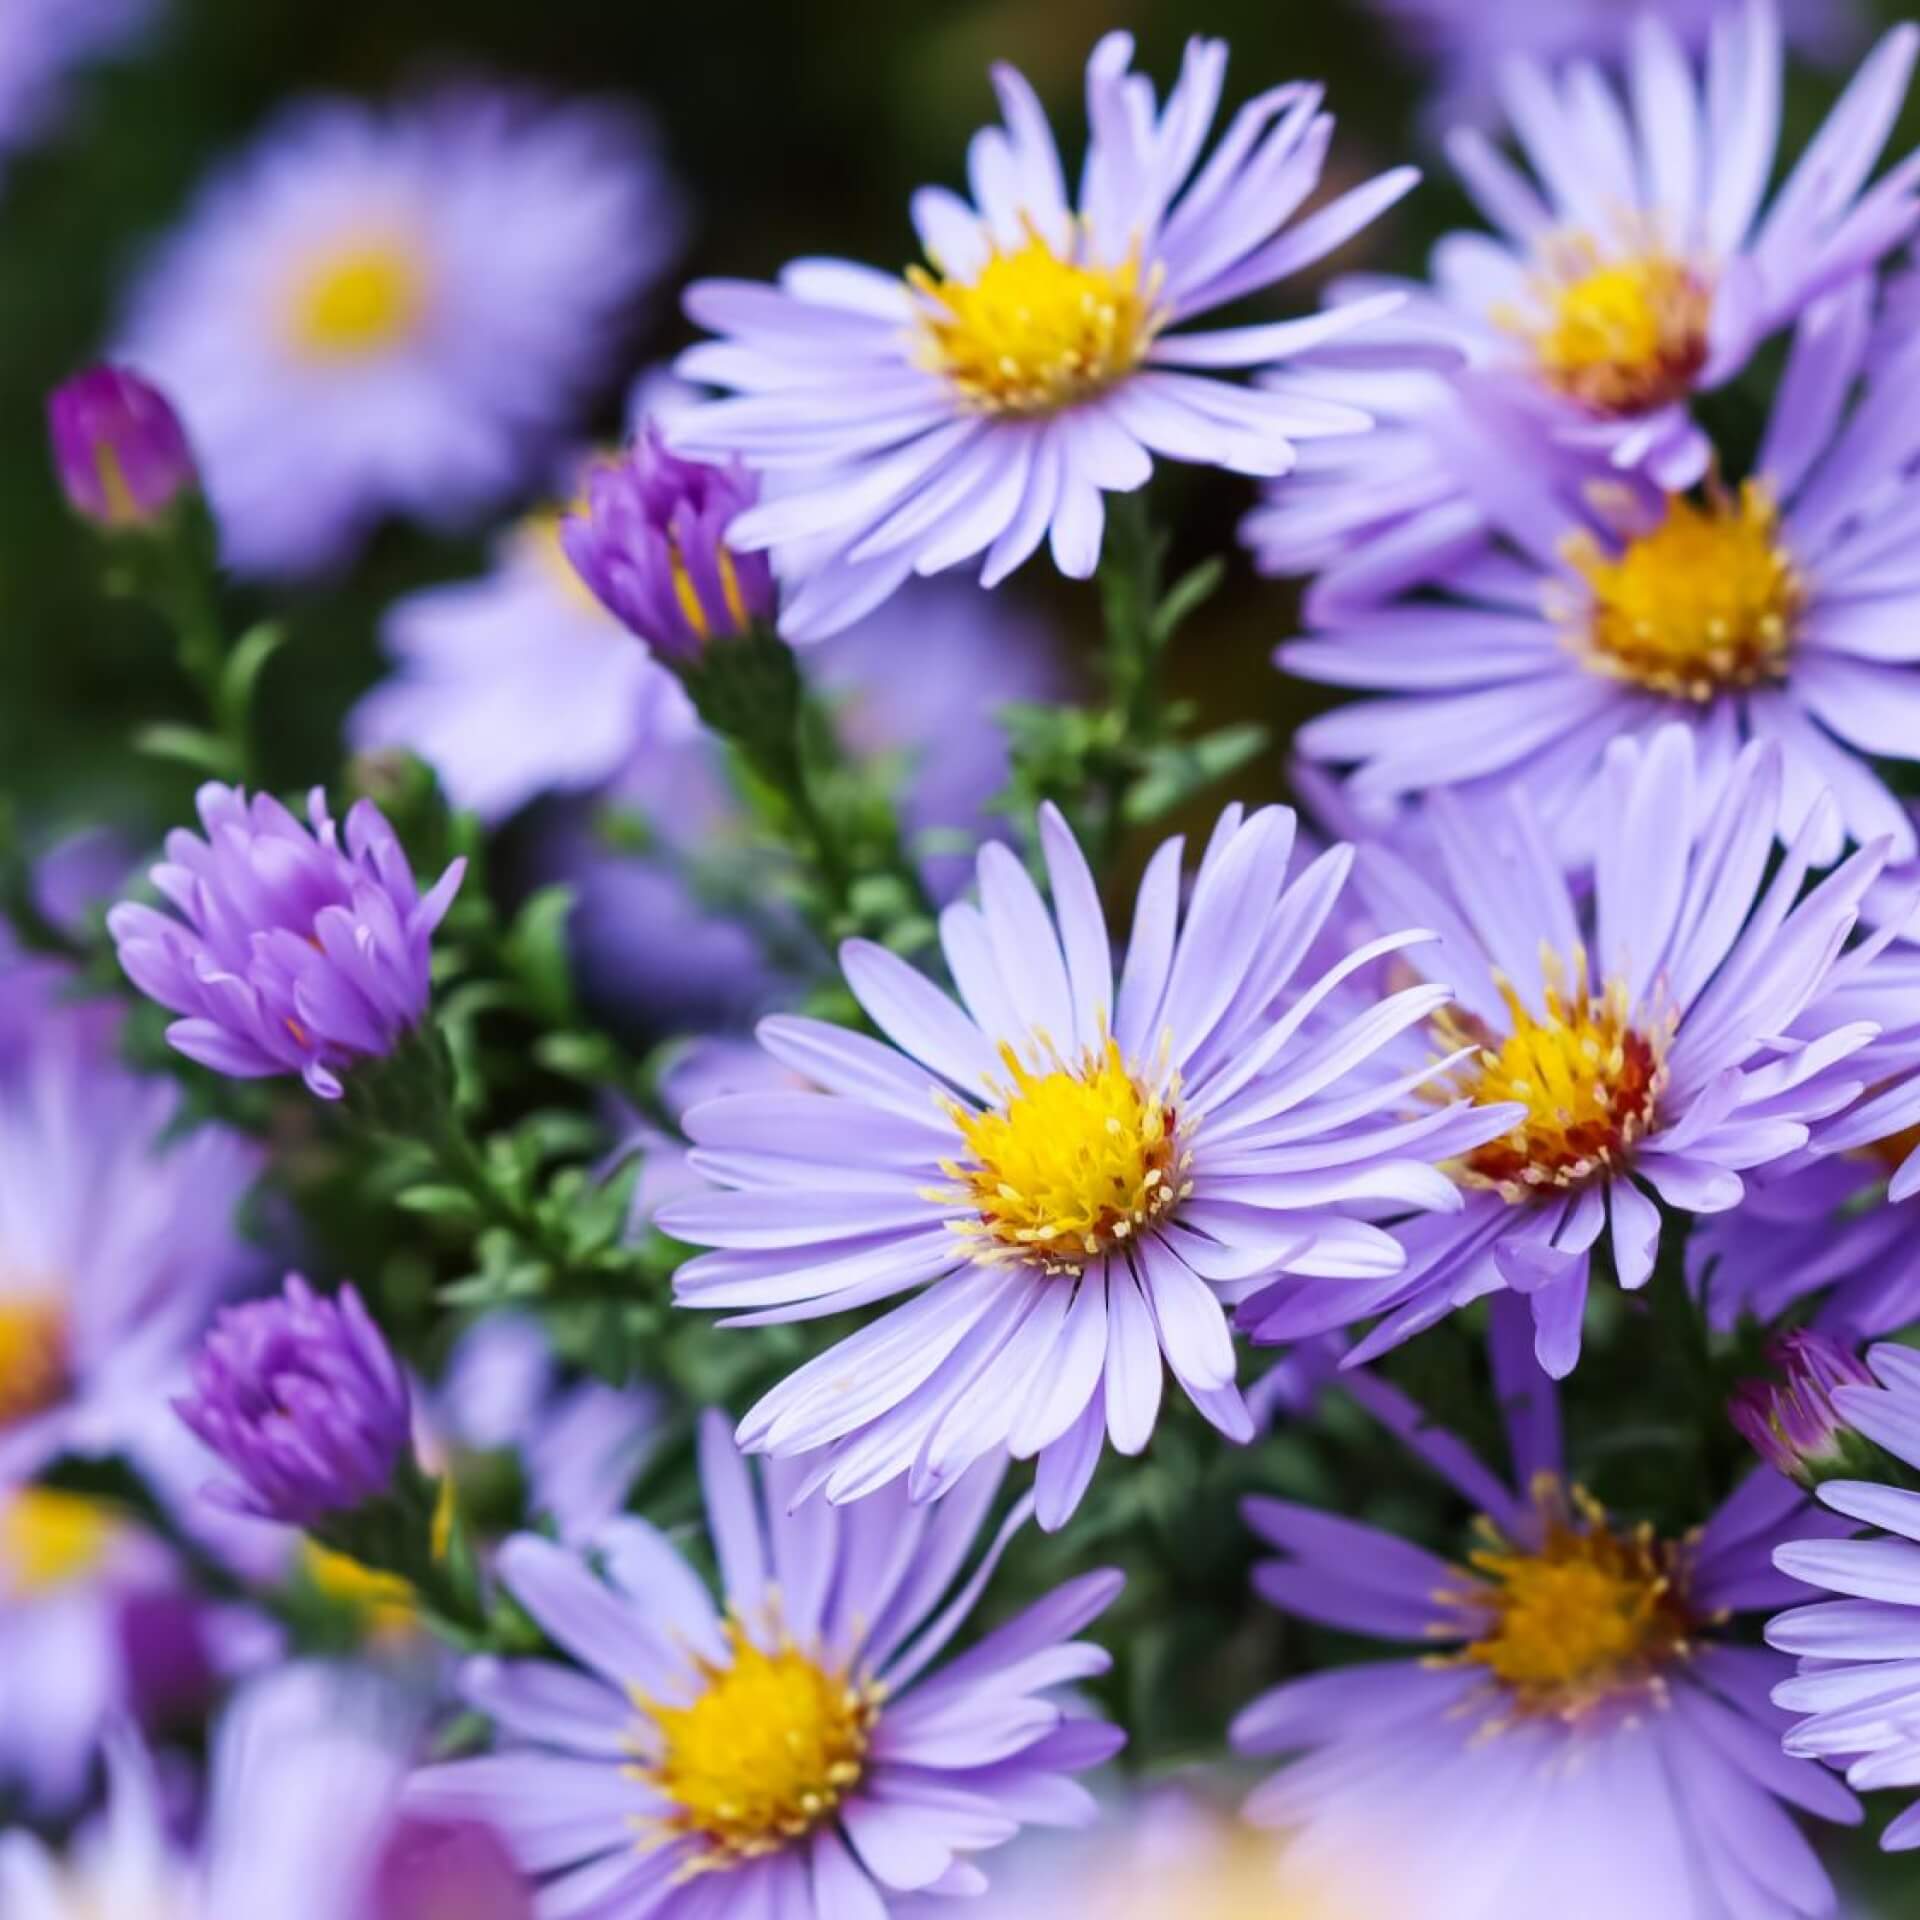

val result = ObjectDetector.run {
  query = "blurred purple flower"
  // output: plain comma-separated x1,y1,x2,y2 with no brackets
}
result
117,88,682,576
46,364,196,530
0,0,153,178
562,425,775,662
0,995,263,1485
108,783,464,1099
177,1275,413,1528
349,506,698,825
371,1815,533,1920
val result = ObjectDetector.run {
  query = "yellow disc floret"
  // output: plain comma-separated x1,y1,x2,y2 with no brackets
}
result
1565,482,1802,702
1434,949,1668,1201
0,1297,68,1430
942,1038,1188,1272
640,1623,880,1872
0,1488,124,1598
1513,236,1712,416
289,240,427,360
911,225,1165,417
1442,1478,1695,1723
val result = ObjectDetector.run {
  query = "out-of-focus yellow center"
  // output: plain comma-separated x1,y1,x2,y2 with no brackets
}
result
942,1038,1188,1272
1514,239,1712,415
303,1542,419,1641
1446,1479,1693,1721
0,1488,123,1597
289,241,426,360
1868,1119,1920,1177
911,226,1164,416
1096,1830,1363,1919
0,1297,69,1430
1564,483,1801,702
641,1624,879,1871
1435,951,1667,1201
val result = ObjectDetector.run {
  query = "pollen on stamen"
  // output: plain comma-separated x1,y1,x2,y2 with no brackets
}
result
937,1036,1189,1274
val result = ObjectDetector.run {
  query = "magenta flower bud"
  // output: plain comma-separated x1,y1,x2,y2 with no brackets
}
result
107,783,464,1100
46,364,196,530
560,423,774,662
372,1815,534,1920
1730,1329,1877,1487
175,1274,413,1529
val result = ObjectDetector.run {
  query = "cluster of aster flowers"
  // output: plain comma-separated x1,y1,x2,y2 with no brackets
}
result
13,4,1920,1918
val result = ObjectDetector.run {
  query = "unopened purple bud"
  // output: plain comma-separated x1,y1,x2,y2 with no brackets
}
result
1730,1329,1877,1488
47,365,196,530
107,783,464,1100
560,423,775,662
176,1274,413,1528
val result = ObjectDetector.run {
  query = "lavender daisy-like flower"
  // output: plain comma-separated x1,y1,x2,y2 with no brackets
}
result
1235,1310,1861,1920
667,32,1418,637
1768,1343,1920,1852
176,1275,412,1529
108,782,464,1100
410,1413,1124,1912
0,1666,530,1920
46,364,196,531
661,802,1505,1523
349,500,698,824
0,997,262,1484
1251,0,1920,609
1369,0,1862,134
117,88,680,577
1240,727,1886,1378
1284,273,1920,864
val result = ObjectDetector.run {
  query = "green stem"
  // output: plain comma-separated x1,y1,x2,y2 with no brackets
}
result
1090,490,1168,874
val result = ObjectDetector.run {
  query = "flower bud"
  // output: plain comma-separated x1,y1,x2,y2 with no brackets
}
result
46,365,196,530
1730,1329,1877,1488
560,424,774,661
176,1275,413,1528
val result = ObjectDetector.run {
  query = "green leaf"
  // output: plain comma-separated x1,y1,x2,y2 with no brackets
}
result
393,1183,483,1226
132,722,240,777
219,621,286,722
1150,556,1226,646
502,885,578,1024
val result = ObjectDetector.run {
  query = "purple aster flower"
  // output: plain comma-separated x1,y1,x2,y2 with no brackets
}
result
108,782,465,1100
1251,0,1920,612
1240,727,1886,1378
0,998,263,1484
1732,1329,1879,1486
350,502,699,824
45,364,196,531
668,33,1418,638
0,1665,528,1920
410,1412,1123,1912
1234,1306,1861,1920
177,1274,412,1529
1768,1343,1920,1852
1369,0,1863,135
1283,273,1920,866
660,802,1507,1525
117,88,681,577
561,423,776,661
0,1486,263,1815
0,0,152,178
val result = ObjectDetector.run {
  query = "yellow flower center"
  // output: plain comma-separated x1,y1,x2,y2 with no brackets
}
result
640,1624,880,1872
910,226,1165,417
941,1038,1188,1272
289,240,427,360
1444,1479,1694,1722
0,1297,69,1430
1434,951,1668,1201
0,1488,124,1598
1563,482,1802,702
1514,238,1712,415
